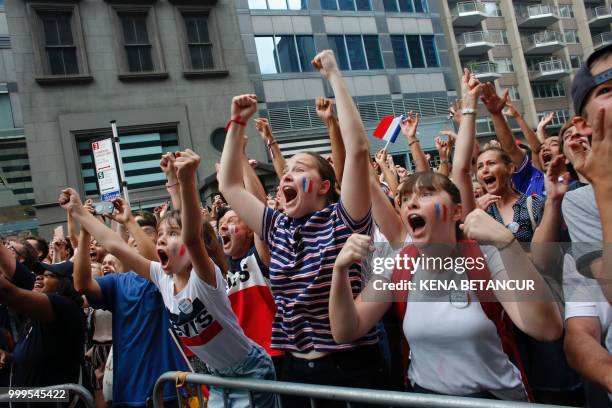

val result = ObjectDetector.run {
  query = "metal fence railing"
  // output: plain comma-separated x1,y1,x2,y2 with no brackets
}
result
152,371,573,408
0,384,95,408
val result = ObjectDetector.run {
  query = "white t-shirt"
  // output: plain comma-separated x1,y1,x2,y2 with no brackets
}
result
398,246,527,401
149,262,252,370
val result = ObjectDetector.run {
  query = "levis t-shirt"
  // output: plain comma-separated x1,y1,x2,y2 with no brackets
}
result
149,262,252,370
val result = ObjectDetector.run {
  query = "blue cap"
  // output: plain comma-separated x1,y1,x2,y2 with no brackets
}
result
36,261,74,279
571,44,612,115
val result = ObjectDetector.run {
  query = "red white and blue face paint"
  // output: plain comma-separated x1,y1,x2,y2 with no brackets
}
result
301,177,313,194
434,203,448,222
229,224,238,235
179,244,187,257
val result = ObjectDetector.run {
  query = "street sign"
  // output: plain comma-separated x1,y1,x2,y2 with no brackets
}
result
91,137,121,201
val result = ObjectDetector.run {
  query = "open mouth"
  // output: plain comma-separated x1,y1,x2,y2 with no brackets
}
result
221,234,231,248
89,251,97,260
157,249,169,268
282,186,298,205
542,152,552,165
483,175,497,188
34,277,44,290
407,214,427,235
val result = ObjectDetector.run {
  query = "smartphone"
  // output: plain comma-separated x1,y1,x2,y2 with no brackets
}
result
93,201,115,215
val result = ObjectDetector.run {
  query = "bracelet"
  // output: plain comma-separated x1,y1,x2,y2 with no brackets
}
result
408,139,420,146
225,116,247,132
461,108,476,115
497,237,516,252
266,139,277,159
440,159,450,165
165,182,179,188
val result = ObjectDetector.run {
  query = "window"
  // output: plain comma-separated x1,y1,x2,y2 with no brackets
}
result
537,110,570,126
532,82,565,98
391,35,439,68
383,0,428,13
321,0,371,11
119,13,153,72
0,93,14,129
183,14,213,70
559,4,574,18
570,55,583,69
564,30,580,44
488,30,508,45
494,57,514,73
255,35,316,74
39,11,78,75
482,1,502,17
248,0,307,10
111,6,166,79
327,35,382,71
0,137,35,214
504,85,520,100
78,129,179,196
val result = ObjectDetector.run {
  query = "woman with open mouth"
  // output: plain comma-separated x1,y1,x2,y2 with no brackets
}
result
219,49,385,408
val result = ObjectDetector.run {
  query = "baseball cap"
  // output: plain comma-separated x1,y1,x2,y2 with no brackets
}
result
571,44,612,115
34,261,74,279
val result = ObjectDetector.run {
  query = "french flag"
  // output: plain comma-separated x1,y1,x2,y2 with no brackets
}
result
373,115,403,143
302,177,313,193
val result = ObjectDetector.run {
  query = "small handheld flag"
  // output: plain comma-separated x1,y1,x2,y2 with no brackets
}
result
373,115,403,145
301,177,313,193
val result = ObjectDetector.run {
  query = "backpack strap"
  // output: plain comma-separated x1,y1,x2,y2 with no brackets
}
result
526,195,536,232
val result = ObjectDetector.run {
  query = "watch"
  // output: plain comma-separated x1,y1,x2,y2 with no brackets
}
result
461,108,476,115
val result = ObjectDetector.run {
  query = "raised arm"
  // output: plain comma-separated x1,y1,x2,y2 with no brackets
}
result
329,234,392,343
536,112,555,143
161,153,181,211
400,112,429,173
0,245,16,280
0,275,54,323
369,165,405,246
219,95,266,235
58,188,151,279
503,101,543,171
312,50,370,221
174,150,216,286
243,157,271,266
109,197,158,262
481,84,525,167
461,209,562,341
255,118,286,181
316,97,345,183
435,133,454,177
73,228,103,300
374,149,398,196
452,69,482,217
66,210,79,249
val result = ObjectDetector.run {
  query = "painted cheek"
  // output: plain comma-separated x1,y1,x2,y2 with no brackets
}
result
179,245,186,257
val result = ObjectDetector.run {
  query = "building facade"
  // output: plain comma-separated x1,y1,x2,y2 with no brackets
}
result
5,0,266,237
0,0,35,236
439,0,611,136
234,0,457,170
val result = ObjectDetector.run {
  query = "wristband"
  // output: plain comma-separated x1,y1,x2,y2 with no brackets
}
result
461,108,476,115
440,159,450,165
497,237,516,252
225,116,247,132
165,182,179,188
266,139,278,159
408,139,420,146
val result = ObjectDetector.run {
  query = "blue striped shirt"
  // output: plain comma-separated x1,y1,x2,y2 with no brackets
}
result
261,200,379,352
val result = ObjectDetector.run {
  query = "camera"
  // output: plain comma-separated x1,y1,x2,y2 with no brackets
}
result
93,201,115,215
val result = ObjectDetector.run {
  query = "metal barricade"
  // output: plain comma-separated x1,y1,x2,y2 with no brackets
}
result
0,383,95,408
152,371,572,408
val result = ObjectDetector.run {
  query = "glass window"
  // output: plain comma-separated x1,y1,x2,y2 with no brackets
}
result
383,0,398,12
328,35,350,70
355,0,371,11
267,0,288,9
570,55,582,69
345,35,367,70
421,35,438,67
494,58,514,73
276,36,300,73
483,2,502,16
321,0,337,9
183,14,213,70
287,0,308,9
413,0,427,12
255,36,279,74
40,12,79,75
406,35,424,68
295,35,316,72
363,35,383,69
559,5,574,18
0,94,14,129
564,30,579,43
391,35,409,68
119,13,154,72
248,0,268,9
338,0,355,10
398,0,414,12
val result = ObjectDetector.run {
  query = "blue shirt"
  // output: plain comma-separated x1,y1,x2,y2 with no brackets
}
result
90,272,188,407
486,194,545,243
512,155,545,197
261,200,379,352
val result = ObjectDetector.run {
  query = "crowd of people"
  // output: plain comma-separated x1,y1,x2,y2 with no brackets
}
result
0,43,610,408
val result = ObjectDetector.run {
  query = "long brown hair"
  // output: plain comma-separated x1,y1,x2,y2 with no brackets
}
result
303,151,340,204
160,210,228,275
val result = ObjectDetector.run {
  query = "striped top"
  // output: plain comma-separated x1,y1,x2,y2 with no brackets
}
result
261,200,379,352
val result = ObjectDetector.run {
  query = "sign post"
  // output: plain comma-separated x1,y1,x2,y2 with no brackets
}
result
110,120,130,207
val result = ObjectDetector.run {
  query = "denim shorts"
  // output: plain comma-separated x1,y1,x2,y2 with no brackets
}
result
207,343,277,408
